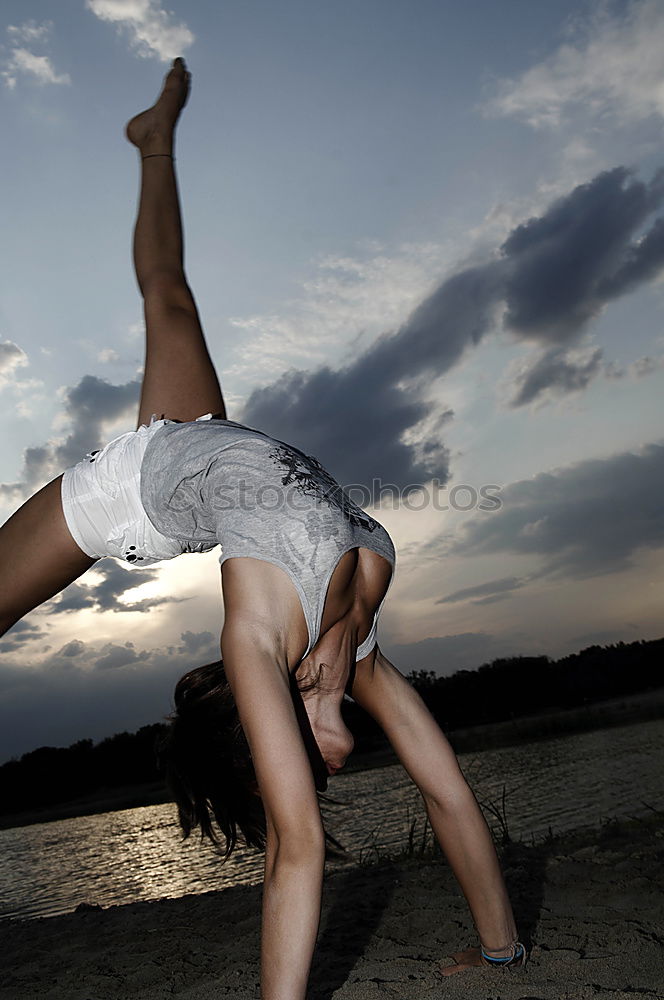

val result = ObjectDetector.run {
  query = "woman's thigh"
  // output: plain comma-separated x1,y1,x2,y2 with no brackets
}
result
136,285,227,428
0,475,97,635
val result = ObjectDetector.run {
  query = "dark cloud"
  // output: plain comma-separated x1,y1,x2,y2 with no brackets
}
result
94,641,150,671
2,619,45,637
0,619,47,653
118,595,187,613
597,215,664,300
508,345,604,407
85,561,154,611
446,440,664,579
241,167,664,488
59,639,86,657
0,375,140,502
53,583,98,613
436,576,526,605
241,262,503,493
51,560,187,617
177,630,216,656
501,167,664,340
241,361,451,499
54,374,141,471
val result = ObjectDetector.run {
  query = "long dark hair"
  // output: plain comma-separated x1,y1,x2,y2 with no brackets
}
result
158,659,266,861
158,658,342,862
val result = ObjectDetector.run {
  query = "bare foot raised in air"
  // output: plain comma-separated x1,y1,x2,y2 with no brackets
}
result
125,56,191,155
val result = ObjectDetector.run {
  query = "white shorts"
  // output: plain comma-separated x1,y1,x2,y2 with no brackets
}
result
60,415,186,567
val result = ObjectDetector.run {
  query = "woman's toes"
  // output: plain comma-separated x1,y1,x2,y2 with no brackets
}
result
125,59,190,148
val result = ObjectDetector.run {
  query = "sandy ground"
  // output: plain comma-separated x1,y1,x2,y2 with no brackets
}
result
2,812,662,1000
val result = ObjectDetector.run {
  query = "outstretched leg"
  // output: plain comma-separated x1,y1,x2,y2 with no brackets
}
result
0,61,220,636
126,57,227,429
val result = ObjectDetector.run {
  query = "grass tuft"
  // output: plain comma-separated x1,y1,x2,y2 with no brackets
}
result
352,790,664,869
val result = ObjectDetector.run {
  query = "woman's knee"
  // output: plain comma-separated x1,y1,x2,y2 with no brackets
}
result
142,271,194,311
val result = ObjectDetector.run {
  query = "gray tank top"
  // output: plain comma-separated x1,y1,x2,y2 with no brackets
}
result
139,417,395,660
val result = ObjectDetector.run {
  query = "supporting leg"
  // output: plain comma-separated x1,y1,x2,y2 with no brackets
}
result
350,647,522,975
126,58,226,428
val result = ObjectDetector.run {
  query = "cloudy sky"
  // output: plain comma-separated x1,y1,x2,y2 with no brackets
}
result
1,0,663,762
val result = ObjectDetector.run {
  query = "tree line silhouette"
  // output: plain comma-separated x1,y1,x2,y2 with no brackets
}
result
1,637,661,821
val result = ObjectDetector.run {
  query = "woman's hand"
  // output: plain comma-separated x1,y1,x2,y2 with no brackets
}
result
439,945,485,976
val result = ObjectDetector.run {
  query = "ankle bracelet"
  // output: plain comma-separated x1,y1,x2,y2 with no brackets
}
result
142,154,175,161
480,941,526,968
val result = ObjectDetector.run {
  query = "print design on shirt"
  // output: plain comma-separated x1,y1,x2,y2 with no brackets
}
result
267,444,379,533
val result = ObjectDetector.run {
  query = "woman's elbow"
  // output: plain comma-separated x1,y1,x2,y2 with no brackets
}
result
265,828,325,885
266,814,326,865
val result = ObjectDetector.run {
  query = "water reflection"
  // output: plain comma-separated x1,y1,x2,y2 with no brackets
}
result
1,718,661,921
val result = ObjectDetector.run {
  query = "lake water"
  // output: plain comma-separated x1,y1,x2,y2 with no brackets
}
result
1,718,662,921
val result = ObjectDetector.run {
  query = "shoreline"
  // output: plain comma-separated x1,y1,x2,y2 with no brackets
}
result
3,810,662,999
1,687,662,832
0,688,664,830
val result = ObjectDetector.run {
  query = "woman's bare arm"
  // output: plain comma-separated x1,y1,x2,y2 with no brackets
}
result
221,618,325,1000
349,646,519,967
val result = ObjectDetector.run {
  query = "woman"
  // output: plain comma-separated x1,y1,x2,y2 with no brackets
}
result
0,58,526,995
